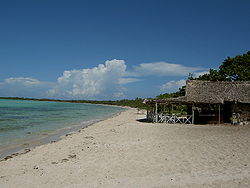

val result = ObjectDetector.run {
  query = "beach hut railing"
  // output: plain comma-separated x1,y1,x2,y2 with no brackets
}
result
147,112,193,124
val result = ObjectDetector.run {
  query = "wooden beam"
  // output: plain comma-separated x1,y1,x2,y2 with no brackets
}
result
192,104,195,124
218,104,221,124
155,102,158,123
146,108,149,119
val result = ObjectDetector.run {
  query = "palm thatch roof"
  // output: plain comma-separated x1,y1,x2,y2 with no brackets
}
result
147,80,250,105
186,80,250,104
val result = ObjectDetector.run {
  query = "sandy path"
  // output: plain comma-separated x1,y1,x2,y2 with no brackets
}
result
0,108,250,188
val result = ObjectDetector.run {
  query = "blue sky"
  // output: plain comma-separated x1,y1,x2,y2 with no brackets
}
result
0,0,249,99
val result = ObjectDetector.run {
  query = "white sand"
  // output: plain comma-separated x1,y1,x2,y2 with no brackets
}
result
0,108,250,188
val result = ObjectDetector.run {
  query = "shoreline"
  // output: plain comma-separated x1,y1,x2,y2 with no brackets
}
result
0,107,127,161
0,108,249,188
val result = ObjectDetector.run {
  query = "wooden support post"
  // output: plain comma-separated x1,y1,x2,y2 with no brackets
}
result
192,104,195,124
146,108,149,119
155,102,158,123
218,104,221,124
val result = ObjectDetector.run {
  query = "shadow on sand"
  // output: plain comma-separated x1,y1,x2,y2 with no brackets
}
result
136,118,152,123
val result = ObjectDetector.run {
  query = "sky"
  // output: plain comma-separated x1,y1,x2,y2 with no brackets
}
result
0,0,249,100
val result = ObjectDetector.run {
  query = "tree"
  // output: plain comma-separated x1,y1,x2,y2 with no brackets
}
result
219,51,250,81
194,51,250,81
191,69,228,81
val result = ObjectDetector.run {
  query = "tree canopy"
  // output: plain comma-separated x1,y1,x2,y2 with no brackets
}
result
193,51,250,81
219,51,250,81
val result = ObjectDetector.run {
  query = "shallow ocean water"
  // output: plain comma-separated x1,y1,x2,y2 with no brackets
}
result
0,99,124,153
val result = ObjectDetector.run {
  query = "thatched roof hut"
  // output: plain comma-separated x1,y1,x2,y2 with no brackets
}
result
185,80,250,104
146,80,250,124
147,80,250,105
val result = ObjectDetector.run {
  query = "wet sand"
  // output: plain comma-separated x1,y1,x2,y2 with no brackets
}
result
0,108,250,188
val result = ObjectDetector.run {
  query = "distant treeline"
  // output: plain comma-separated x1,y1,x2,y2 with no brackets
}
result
0,97,148,109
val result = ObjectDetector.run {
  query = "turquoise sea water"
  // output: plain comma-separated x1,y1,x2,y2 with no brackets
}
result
0,99,124,157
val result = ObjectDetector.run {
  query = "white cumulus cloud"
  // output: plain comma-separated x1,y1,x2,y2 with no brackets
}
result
48,59,128,99
160,79,186,92
0,77,54,98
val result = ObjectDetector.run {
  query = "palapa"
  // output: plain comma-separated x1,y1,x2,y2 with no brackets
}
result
147,80,250,105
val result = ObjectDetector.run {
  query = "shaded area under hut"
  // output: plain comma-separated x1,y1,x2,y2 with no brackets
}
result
145,80,250,124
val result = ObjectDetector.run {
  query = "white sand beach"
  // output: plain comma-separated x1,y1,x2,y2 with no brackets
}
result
0,108,250,188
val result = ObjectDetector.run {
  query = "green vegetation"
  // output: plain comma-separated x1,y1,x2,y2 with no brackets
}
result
190,51,250,81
